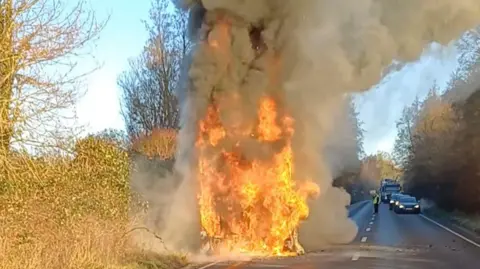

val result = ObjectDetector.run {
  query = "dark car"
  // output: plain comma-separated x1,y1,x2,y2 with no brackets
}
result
389,193,406,210
394,196,421,214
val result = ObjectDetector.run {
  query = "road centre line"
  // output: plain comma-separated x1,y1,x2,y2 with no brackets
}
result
248,265,287,268
366,227,371,232
420,214,480,248
369,221,373,225
361,237,367,242
352,252,360,261
198,261,220,269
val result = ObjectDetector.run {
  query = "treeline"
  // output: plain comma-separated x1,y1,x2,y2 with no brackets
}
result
393,31,480,213
331,96,373,203
360,151,402,186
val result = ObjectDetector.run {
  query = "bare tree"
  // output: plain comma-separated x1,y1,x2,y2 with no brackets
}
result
118,0,190,140
346,95,365,159
392,96,421,167
1,0,106,177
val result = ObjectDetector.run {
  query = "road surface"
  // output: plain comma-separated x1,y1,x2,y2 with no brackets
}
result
197,202,480,269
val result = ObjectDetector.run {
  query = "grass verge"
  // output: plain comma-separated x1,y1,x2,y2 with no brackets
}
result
0,132,187,268
421,201,480,235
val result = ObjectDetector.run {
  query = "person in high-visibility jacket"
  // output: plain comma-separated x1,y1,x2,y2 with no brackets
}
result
373,192,380,214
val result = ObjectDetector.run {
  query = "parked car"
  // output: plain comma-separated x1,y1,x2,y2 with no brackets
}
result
393,196,421,214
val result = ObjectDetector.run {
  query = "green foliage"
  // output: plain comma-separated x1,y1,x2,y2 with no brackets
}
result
1,130,131,234
0,119,186,267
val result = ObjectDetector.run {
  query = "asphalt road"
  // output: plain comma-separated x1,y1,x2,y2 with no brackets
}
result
197,202,480,269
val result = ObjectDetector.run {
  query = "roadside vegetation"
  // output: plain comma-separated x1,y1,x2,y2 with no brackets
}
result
0,0,185,268
392,30,480,230
0,127,187,268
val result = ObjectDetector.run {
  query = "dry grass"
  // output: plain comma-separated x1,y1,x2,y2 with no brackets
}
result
451,211,480,234
0,217,188,269
131,128,177,160
0,133,187,269
421,200,480,235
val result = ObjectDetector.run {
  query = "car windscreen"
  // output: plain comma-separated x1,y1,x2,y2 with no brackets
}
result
400,197,417,203
384,186,401,192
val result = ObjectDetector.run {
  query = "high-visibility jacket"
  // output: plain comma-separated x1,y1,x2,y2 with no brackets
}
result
373,195,380,204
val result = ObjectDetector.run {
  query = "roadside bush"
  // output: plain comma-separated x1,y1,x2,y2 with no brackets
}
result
131,128,177,160
0,132,185,268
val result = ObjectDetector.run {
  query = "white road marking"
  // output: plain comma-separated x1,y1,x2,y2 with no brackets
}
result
352,252,360,261
420,214,480,248
366,227,371,232
369,221,373,225
361,236,367,242
248,265,287,268
198,261,220,269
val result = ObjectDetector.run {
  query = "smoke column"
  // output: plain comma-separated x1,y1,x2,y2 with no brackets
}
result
159,0,480,252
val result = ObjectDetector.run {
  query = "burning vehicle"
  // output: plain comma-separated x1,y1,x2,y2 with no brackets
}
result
200,228,305,256
195,97,319,256
176,0,322,257
200,226,305,253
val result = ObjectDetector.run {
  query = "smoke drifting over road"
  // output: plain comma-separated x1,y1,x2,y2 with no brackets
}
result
155,0,480,253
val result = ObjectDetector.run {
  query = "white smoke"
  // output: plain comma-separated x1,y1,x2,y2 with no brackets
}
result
159,0,480,252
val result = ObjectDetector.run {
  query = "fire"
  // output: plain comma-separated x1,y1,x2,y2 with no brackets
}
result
196,95,320,256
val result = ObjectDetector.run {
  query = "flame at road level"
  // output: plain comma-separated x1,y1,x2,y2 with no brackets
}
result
196,96,320,255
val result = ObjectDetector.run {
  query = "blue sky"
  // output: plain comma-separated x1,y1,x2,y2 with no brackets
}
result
76,0,150,133
356,42,458,154
76,0,460,155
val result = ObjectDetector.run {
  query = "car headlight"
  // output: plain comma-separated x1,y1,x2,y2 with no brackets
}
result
395,201,399,205
399,205,404,208
414,205,420,208
390,200,394,203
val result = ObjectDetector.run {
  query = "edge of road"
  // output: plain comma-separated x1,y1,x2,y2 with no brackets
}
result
419,212,480,248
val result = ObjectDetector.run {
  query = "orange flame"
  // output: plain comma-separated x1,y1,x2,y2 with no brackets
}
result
196,96,320,256
196,17,319,256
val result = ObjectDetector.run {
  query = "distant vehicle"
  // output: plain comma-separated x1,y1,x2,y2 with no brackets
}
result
389,193,407,210
380,180,402,203
393,196,421,214
380,178,396,186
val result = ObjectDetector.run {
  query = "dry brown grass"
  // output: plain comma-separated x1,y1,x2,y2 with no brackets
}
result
0,217,188,269
131,128,177,160
0,134,187,269
0,220,188,268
